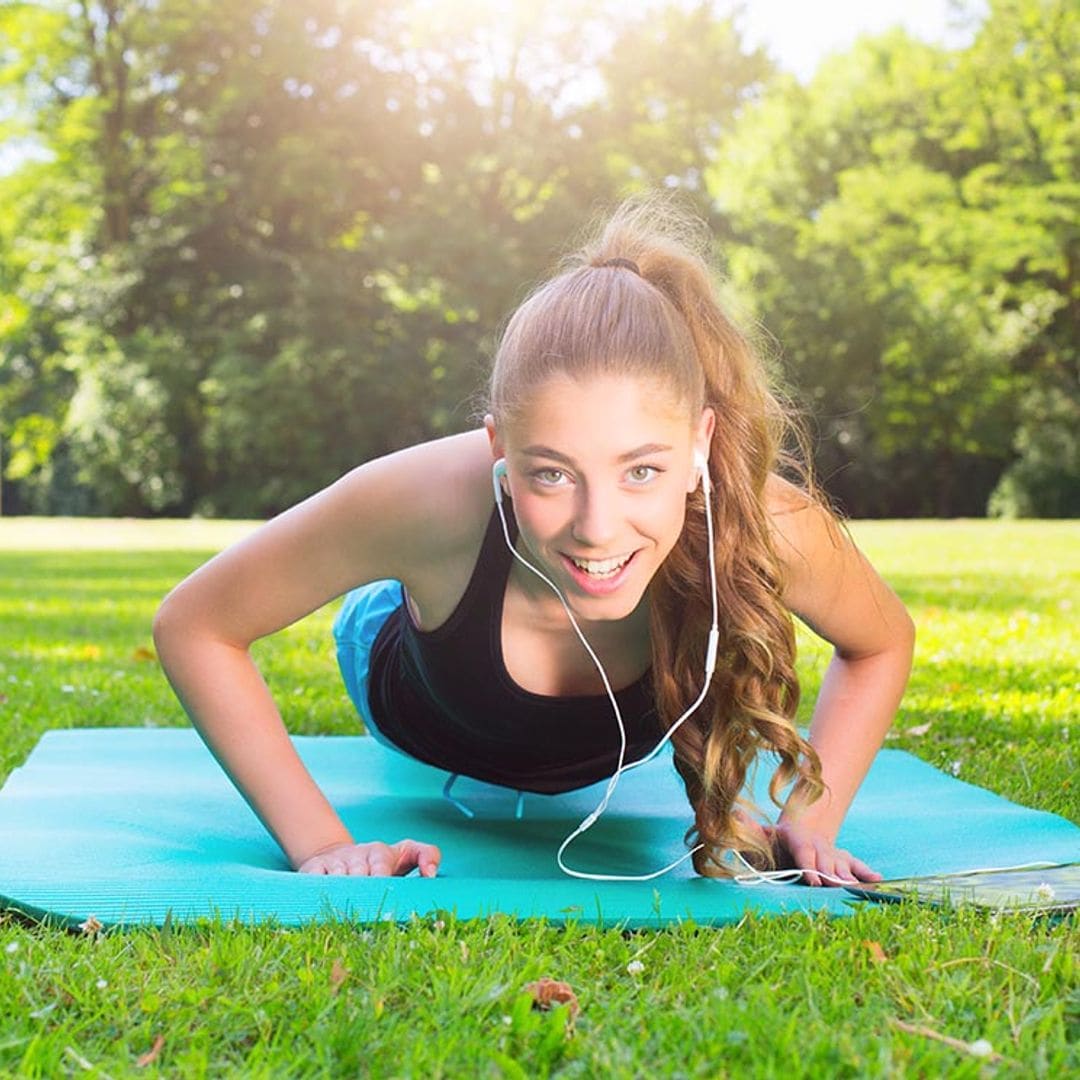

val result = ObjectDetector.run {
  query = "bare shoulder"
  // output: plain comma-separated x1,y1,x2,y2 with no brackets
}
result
310,427,496,584
763,474,843,567
156,429,496,647
332,425,494,552
762,474,912,655
763,472,852,616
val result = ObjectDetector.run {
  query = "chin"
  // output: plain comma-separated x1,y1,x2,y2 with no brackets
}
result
566,581,651,623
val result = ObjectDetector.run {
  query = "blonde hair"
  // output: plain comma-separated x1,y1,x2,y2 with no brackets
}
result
488,193,825,875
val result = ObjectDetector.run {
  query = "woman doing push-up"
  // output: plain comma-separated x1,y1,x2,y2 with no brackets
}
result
154,195,915,884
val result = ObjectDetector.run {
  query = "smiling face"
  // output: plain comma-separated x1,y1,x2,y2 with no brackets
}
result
487,373,714,623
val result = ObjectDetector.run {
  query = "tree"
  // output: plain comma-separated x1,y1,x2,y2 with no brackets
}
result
1,0,773,516
709,0,1079,516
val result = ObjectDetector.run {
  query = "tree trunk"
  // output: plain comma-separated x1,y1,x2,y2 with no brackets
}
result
80,0,132,248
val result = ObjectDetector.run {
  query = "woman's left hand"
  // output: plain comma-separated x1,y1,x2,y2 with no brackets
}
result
766,821,883,887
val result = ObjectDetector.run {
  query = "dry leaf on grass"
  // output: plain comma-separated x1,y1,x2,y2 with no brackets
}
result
78,914,104,936
524,978,580,1020
136,1035,165,1068
330,959,349,993
905,722,932,737
132,646,157,662
862,940,888,964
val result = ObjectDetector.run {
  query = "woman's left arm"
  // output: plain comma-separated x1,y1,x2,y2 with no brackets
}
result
766,478,916,886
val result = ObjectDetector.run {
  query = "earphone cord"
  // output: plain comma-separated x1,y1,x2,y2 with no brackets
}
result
730,853,1067,886
494,466,720,882
491,463,1069,886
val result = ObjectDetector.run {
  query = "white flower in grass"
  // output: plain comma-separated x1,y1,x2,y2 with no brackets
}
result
950,760,962,776
968,1039,993,1058
4,941,18,954
96,978,108,990
61,685,76,694
1035,882,1056,901
626,960,645,976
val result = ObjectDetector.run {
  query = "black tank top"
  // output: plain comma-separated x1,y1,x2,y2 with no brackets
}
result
366,502,662,793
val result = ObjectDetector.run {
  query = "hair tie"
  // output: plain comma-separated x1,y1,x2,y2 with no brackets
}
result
598,257,641,276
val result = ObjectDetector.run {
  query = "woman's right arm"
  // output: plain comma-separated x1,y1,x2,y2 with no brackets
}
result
152,430,493,875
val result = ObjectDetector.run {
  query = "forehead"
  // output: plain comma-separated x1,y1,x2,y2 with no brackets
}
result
504,373,695,452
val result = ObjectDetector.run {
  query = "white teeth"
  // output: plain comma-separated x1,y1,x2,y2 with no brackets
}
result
569,554,631,577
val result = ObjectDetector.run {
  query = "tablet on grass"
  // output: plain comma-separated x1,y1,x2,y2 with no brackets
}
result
844,862,1079,914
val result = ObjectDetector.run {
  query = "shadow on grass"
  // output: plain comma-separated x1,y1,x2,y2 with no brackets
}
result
0,551,211,599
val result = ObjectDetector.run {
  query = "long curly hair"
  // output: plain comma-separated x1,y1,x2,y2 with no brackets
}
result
487,193,826,875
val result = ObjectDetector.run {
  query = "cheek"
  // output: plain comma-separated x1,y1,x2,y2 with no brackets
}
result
510,494,565,546
649,483,689,525
658,501,689,548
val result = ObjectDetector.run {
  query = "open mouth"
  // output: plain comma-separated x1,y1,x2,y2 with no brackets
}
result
566,553,634,579
559,549,642,595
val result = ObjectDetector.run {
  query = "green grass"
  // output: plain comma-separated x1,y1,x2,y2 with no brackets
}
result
0,517,1076,1078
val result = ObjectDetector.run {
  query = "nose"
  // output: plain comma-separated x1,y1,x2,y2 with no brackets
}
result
571,481,619,548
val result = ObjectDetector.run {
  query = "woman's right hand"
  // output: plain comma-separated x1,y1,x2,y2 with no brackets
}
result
296,839,442,877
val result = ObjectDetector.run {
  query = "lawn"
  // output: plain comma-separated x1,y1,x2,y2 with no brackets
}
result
0,517,1076,1078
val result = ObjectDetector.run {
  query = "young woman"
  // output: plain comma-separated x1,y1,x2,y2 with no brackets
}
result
153,196,915,885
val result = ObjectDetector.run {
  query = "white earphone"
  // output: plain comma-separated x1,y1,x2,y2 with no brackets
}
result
488,450,720,880
492,457,509,504
695,449,710,493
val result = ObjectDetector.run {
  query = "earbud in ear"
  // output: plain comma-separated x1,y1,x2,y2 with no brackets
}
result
492,458,508,504
694,451,710,494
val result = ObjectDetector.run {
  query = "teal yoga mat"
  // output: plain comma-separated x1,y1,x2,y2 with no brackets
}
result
1,728,1076,929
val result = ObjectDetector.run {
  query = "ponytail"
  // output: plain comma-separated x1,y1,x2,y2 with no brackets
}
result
489,192,825,875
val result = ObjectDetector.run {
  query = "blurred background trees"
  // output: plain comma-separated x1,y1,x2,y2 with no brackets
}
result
0,0,1076,518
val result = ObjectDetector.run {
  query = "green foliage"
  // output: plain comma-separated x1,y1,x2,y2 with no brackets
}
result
710,0,1079,517
1,0,768,516
0,0,1076,517
989,385,1080,517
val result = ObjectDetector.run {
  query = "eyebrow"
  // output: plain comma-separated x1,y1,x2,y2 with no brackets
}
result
521,443,674,465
